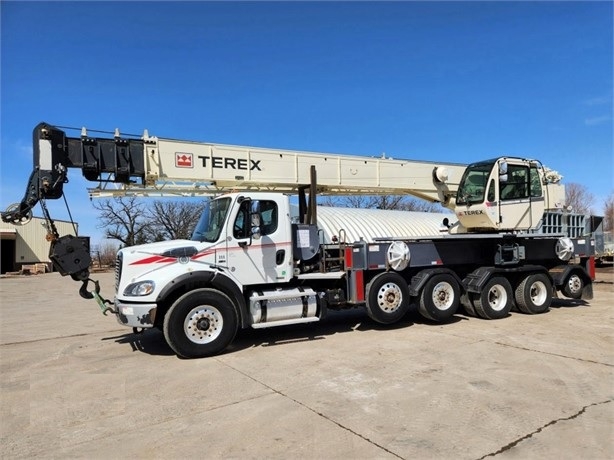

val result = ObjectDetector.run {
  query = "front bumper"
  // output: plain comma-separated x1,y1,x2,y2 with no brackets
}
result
115,300,157,328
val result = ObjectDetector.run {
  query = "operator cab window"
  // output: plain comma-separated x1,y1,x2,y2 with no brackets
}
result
233,200,278,239
500,165,529,200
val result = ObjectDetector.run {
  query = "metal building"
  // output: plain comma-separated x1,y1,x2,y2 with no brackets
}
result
0,217,81,274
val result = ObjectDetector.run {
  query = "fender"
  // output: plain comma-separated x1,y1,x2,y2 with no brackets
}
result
409,267,463,297
156,271,249,329
462,265,550,294
549,264,593,300
549,264,591,287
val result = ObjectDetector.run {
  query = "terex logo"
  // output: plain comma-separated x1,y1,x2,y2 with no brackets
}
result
198,155,262,171
176,153,193,168
458,210,485,216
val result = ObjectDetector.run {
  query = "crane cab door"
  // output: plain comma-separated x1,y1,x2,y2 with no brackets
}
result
497,161,545,231
225,197,293,285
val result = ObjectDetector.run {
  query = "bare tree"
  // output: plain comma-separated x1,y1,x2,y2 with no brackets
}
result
92,240,121,267
603,192,614,232
146,200,206,241
565,183,595,214
319,195,443,212
92,197,152,247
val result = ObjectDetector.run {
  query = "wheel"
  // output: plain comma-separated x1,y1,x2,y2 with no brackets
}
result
365,272,410,324
515,273,553,314
163,289,238,358
418,273,460,322
472,276,513,320
561,272,584,299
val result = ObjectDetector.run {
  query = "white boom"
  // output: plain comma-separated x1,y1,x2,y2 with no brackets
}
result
89,134,467,206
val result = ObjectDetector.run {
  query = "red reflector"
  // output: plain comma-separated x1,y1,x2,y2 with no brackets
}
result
588,256,596,280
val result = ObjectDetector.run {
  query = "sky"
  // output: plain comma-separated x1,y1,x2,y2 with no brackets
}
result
1,1,612,247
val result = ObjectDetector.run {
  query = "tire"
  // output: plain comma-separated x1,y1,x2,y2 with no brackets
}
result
515,273,553,314
460,292,477,317
163,288,238,358
562,272,584,299
365,272,410,324
472,276,513,320
418,274,460,322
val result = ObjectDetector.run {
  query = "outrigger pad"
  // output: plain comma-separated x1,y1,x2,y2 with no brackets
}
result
49,234,91,281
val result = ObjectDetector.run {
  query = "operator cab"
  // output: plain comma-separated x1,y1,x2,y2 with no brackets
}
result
455,157,547,232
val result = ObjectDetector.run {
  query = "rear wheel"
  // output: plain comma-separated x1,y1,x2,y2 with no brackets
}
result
163,289,238,358
365,272,410,324
515,273,552,314
562,273,584,299
418,274,460,322
472,276,513,320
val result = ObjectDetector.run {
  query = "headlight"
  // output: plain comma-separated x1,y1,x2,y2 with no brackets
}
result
123,280,155,296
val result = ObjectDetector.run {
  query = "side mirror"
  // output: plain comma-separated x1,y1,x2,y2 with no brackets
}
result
499,174,508,184
499,161,508,176
250,200,262,240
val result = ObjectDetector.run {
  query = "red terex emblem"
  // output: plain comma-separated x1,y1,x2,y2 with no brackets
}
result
175,152,193,168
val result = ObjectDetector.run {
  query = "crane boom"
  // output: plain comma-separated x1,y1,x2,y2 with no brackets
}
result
5,122,465,211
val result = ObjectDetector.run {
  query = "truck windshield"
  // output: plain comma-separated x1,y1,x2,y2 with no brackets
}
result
456,161,495,206
191,197,231,242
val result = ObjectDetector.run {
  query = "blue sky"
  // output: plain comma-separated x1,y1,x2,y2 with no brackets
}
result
1,1,612,246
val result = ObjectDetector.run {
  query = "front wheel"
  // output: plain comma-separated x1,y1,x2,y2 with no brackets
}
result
163,289,238,358
365,272,410,324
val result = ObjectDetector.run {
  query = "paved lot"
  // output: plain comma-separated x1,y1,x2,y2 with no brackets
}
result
1,269,612,459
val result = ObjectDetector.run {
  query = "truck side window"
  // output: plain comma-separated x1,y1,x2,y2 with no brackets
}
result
260,201,278,236
232,200,278,239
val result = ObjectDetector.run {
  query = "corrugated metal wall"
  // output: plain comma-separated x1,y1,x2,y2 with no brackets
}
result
317,207,455,244
0,218,78,269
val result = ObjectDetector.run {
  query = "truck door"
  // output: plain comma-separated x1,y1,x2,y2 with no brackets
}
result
498,163,545,230
226,198,292,285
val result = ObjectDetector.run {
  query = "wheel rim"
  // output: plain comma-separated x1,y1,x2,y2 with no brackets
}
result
567,275,582,293
184,305,223,344
376,282,403,313
487,285,508,311
529,281,548,306
431,282,454,311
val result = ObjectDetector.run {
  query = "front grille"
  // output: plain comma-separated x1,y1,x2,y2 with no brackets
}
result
115,252,123,292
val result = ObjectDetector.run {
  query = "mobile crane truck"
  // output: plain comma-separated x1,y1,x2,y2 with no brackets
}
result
2,123,596,358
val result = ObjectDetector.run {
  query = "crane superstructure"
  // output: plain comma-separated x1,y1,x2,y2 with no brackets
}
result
1,123,593,358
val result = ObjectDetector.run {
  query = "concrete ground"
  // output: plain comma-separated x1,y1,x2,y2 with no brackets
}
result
1,269,612,459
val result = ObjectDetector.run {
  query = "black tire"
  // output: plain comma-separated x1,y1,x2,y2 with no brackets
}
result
515,273,553,314
562,272,584,299
365,272,410,324
418,273,460,322
163,288,238,358
472,276,513,320
460,292,477,317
